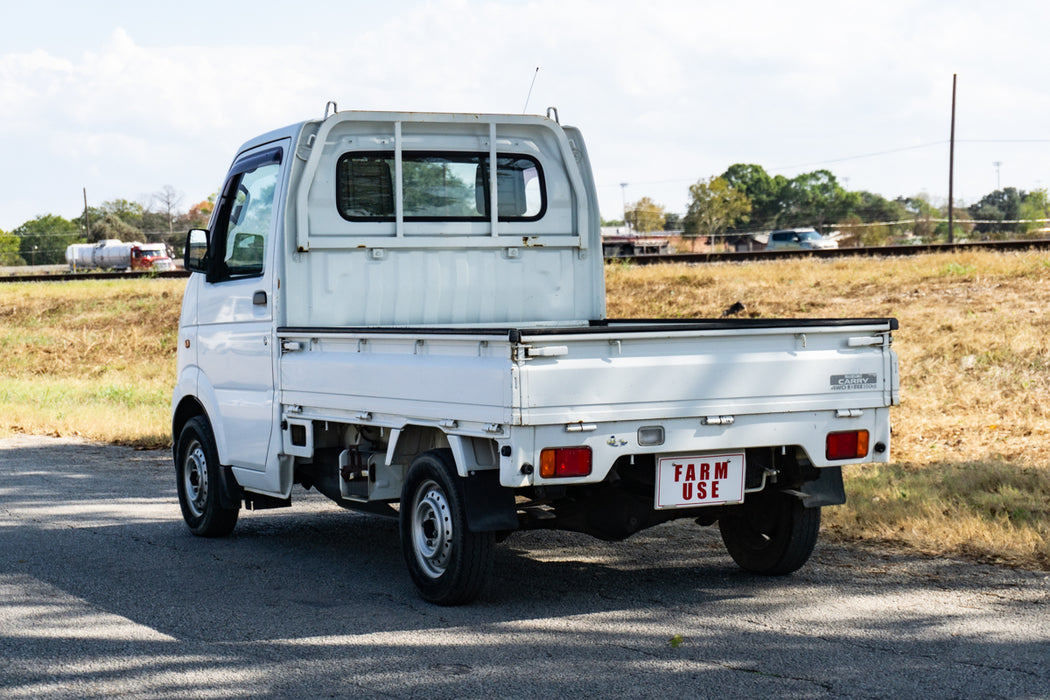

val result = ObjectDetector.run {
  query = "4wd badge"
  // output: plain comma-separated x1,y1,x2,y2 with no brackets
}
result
830,373,877,390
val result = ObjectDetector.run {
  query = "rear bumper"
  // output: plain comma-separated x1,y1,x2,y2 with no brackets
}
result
498,407,892,488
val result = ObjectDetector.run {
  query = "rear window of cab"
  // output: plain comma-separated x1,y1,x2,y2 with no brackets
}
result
335,151,545,222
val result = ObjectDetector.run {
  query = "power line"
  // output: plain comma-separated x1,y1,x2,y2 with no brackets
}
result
598,136,1050,192
772,141,948,171
957,138,1050,143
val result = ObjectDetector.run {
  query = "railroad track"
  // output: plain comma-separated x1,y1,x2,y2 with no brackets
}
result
4,239,1050,283
613,237,1050,265
0,269,191,283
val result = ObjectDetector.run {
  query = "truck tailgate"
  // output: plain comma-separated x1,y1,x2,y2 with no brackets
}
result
515,319,899,424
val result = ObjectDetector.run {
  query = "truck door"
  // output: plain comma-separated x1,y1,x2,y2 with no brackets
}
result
196,143,286,470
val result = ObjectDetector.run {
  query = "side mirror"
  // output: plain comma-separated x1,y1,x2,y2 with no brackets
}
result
185,229,210,273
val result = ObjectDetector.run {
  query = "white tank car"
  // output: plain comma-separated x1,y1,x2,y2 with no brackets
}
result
65,240,135,271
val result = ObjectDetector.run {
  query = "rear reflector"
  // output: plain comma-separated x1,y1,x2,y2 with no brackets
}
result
539,447,593,478
826,430,870,460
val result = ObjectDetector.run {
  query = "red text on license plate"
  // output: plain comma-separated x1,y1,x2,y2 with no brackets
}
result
654,453,746,509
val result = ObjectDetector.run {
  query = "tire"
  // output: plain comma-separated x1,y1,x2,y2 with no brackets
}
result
399,449,494,605
175,416,240,537
718,490,820,575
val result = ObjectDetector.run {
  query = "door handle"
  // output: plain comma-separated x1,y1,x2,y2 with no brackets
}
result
253,291,267,306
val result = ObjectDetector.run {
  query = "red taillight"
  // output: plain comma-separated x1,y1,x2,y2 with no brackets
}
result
826,430,870,460
539,447,592,478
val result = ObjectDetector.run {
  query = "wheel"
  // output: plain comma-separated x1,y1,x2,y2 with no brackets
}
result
175,416,239,537
399,449,494,605
718,490,820,575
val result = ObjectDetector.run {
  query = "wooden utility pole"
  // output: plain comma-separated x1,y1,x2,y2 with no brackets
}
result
83,188,92,241
948,74,957,244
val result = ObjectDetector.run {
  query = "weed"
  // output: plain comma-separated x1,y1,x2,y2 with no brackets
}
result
940,262,977,276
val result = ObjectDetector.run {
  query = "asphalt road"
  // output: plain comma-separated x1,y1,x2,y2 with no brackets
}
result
1,436,1048,699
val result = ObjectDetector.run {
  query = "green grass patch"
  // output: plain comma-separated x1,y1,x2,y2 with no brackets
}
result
0,377,171,448
939,262,977,276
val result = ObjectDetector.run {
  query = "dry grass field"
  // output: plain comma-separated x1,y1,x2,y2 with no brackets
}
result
0,278,183,446
2,249,1048,569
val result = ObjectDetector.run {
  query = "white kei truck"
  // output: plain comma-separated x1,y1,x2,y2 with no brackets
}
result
172,107,900,605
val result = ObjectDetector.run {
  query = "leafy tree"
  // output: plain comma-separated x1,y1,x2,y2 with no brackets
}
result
969,188,1024,235
13,214,82,265
663,212,681,231
179,196,216,232
683,177,752,249
80,206,105,241
80,199,147,242
99,199,146,228
91,213,141,242
141,209,170,241
0,229,24,265
1018,189,1050,235
833,192,910,245
625,197,666,233
934,208,975,241
852,191,906,225
897,195,940,241
834,214,867,248
720,164,868,231
720,164,784,229
778,169,857,230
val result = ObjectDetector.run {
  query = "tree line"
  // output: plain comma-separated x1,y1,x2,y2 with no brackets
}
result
0,186,214,266
5,168,1049,266
619,164,1050,247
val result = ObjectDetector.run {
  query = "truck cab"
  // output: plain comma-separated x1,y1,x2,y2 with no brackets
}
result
130,243,175,271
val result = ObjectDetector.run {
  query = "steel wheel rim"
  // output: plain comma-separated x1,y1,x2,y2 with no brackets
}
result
412,479,453,579
183,439,208,518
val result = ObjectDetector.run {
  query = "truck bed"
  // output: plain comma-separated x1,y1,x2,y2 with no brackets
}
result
277,315,898,445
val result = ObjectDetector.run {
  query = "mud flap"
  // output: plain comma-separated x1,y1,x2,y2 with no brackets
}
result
461,470,518,532
799,466,846,508
218,465,245,510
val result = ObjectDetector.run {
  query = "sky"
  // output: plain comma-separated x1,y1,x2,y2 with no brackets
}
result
2,0,1049,231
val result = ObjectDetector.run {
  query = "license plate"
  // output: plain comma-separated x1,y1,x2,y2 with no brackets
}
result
654,452,746,509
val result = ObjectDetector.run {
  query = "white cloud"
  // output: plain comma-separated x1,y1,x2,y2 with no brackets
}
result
1,0,1049,229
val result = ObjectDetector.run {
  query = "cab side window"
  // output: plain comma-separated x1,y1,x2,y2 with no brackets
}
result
209,149,281,282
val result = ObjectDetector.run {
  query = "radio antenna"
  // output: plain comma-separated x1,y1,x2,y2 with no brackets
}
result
522,67,540,114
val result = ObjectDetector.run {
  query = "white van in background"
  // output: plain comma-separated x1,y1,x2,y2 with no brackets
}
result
766,227,838,251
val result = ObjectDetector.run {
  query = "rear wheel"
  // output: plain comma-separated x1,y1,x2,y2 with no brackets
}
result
399,449,494,605
718,490,820,575
175,416,239,537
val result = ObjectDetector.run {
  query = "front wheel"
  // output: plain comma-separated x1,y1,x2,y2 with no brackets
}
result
399,449,494,605
718,491,820,575
175,416,239,537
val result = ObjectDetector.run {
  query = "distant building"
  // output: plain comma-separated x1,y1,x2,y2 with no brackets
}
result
600,226,672,257
720,231,768,252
